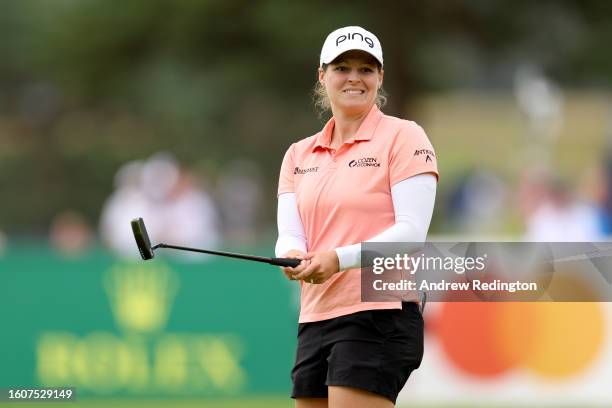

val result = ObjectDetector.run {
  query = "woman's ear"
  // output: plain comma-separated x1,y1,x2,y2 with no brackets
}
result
318,67,325,85
378,68,384,88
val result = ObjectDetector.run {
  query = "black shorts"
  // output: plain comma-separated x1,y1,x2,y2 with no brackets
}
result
291,302,424,404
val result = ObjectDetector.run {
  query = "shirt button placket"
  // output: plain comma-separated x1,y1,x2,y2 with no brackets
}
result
328,149,338,168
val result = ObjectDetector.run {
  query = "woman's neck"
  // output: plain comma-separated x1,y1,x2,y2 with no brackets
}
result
329,108,370,149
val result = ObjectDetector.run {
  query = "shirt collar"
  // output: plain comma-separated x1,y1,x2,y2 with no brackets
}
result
312,105,383,151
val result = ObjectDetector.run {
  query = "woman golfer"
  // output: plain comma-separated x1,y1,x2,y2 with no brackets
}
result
276,26,438,408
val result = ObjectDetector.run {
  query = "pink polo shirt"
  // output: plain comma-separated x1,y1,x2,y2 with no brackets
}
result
278,105,438,323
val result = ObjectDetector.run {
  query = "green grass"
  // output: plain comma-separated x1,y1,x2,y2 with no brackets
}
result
0,400,602,408
0,397,292,408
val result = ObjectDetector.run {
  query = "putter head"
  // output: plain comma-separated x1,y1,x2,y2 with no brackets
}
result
131,217,155,260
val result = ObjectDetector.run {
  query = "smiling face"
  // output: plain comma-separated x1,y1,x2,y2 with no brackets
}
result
318,50,384,117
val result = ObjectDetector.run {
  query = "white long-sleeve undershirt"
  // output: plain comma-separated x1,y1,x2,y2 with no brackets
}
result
275,189,308,256
275,173,437,270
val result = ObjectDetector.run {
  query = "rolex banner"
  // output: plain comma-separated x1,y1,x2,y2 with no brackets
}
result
0,246,298,398
1,244,611,405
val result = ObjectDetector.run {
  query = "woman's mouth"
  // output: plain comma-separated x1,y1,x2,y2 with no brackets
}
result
343,89,365,94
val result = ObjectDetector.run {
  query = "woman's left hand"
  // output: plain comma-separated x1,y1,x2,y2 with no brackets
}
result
291,250,339,284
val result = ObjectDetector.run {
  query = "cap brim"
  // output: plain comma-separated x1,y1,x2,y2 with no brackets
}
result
321,48,383,67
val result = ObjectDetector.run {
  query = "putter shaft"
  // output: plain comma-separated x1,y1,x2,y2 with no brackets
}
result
152,243,300,267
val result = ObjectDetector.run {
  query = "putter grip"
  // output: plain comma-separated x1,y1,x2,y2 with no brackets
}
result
270,257,302,268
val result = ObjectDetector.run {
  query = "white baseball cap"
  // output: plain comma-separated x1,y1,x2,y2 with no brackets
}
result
319,26,383,67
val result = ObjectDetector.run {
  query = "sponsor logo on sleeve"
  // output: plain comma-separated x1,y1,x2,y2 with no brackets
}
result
414,149,435,163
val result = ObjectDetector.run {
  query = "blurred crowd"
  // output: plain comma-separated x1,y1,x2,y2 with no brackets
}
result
22,132,612,260
43,149,612,259
44,153,263,259
99,152,220,259
446,162,610,241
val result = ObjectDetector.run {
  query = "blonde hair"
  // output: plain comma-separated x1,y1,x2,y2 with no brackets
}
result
313,63,387,117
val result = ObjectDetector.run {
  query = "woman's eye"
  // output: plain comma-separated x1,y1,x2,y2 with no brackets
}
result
335,66,348,71
361,67,374,73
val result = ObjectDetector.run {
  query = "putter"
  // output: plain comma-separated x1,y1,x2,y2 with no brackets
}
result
131,217,301,268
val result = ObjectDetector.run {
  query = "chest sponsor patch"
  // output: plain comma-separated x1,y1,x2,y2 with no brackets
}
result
348,157,381,168
294,166,319,175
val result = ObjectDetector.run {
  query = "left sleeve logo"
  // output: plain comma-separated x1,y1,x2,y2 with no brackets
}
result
414,149,435,163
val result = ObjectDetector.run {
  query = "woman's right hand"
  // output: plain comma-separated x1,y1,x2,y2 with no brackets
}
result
280,249,309,280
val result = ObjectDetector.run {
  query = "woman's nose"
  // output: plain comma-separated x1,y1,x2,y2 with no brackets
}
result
347,69,360,82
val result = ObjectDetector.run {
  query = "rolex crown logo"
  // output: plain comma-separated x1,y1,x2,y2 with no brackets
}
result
104,262,179,334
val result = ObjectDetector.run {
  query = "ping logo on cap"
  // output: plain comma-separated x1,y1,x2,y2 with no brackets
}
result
336,32,375,48
320,26,383,67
